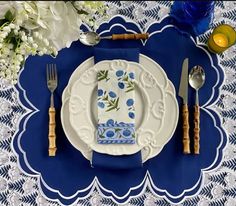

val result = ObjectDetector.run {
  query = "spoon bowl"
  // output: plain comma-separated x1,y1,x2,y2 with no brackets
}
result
79,32,101,46
189,65,205,95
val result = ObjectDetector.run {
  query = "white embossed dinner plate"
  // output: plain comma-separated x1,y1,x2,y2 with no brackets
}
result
69,60,167,155
61,55,178,160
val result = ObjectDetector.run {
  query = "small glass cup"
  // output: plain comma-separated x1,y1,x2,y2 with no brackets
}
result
207,24,236,54
183,1,215,20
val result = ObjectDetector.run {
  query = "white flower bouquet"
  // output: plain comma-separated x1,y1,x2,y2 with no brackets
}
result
0,1,108,84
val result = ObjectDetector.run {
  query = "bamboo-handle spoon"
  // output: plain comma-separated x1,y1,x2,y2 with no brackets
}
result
189,65,205,154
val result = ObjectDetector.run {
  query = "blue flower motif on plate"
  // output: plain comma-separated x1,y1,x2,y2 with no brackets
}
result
117,71,135,93
97,90,120,112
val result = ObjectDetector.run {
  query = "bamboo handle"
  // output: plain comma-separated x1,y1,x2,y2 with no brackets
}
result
194,105,200,154
182,104,190,154
48,107,57,156
112,33,149,40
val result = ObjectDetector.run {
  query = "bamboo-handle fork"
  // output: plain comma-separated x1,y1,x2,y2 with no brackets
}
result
46,64,58,156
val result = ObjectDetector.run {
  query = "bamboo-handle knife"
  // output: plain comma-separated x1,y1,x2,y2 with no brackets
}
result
178,58,190,154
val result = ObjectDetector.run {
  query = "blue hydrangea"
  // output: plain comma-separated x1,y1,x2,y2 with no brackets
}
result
126,99,134,106
129,72,135,79
116,70,124,77
118,82,125,89
98,102,105,108
123,129,131,137
128,112,135,119
109,91,116,98
106,130,115,138
98,89,103,96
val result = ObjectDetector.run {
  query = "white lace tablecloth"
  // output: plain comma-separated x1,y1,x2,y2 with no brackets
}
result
0,1,236,206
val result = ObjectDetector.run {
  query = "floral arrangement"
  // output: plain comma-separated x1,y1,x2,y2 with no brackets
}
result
0,1,108,84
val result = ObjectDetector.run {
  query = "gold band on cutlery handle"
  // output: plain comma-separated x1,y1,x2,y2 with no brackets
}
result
112,33,149,40
48,107,57,156
194,105,200,154
182,104,190,154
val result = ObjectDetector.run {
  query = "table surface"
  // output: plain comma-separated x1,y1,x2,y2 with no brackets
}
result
0,1,236,206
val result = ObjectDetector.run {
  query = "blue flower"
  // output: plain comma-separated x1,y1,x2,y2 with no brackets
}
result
98,102,105,108
98,89,103,96
116,70,124,77
123,129,131,137
118,82,125,89
109,91,116,98
128,112,135,119
106,130,115,138
129,72,134,79
126,99,134,106
106,119,114,125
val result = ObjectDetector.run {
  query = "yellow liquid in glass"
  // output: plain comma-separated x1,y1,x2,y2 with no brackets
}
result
213,33,229,47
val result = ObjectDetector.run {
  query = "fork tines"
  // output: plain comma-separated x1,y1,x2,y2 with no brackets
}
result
46,64,57,82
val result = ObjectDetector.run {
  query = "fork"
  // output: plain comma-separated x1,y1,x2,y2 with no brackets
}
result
46,64,58,156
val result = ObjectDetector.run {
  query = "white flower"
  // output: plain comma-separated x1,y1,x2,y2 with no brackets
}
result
3,26,11,32
0,1,108,84
33,32,39,38
18,1,81,50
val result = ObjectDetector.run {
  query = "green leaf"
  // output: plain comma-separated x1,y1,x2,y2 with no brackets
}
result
103,95,108,100
0,19,7,27
115,97,119,106
115,128,122,132
97,70,109,82
123,76,129,81
111,99,115,104
4,10,14,22
125,88,134,93
105,106,116,112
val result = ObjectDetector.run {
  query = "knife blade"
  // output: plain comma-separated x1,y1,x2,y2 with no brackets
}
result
178,58,190,154
178,58,189,104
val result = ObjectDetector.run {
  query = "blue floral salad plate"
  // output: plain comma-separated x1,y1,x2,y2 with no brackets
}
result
61,55,179,162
